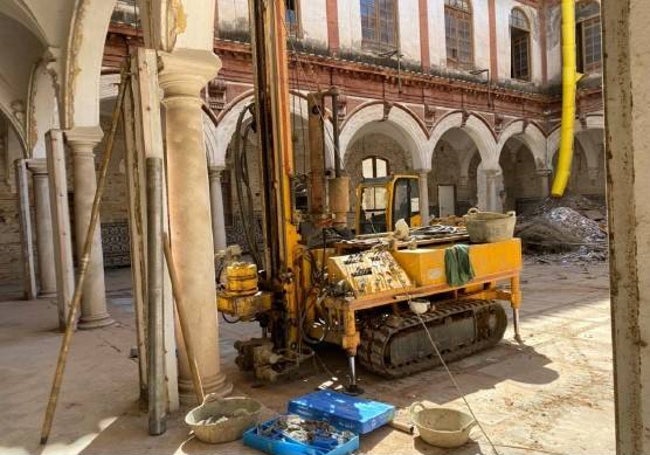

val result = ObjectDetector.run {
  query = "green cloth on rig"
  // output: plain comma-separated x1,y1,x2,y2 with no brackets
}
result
444,244,475,286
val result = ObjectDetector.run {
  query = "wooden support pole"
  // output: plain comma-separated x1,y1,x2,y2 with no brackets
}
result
45,131,76,331
162,234,204,405
147,157,165,435
14,159,37,300
39,66,128,445
123,67,148,404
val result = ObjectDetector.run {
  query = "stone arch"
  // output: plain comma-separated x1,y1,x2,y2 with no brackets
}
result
547,113,605,197
547,113,605,173
497,120,547,170
0,104,27,154
0,11,47,152
339,102,428,170
428,130,478,216
63,0,120,129
499,141,544,211
207,91,334,169
29,62,60,159
427,111,498,168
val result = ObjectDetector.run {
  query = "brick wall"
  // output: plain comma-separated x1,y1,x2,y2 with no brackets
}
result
0,179,23,287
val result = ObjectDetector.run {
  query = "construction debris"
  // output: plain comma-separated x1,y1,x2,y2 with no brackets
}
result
516,193,608,263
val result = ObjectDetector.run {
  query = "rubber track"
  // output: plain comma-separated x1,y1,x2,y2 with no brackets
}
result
357,299,507,378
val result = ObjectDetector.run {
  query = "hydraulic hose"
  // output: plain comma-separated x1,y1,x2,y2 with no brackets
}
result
233,103,263,268
551,0,580,197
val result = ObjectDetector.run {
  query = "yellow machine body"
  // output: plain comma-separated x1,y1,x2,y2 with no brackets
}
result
355,175,422,234
392,239,521,289
317,238,522,355
225,262,258,295
217,0,524,384
217,292,272,322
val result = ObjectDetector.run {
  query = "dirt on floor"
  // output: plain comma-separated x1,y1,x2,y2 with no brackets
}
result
0,260,614,455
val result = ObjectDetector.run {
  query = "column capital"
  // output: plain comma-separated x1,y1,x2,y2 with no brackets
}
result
481,168,501,178
158,49,222,100
415,168,431,175
208,165,226,179
536,168,552,176
26,158,48,175
65,126,104,148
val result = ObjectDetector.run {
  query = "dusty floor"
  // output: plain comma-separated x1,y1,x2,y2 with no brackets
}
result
0,259,614,455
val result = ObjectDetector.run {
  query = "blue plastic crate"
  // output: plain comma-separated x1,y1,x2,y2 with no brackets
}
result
243,415,359,455
288,390,395,435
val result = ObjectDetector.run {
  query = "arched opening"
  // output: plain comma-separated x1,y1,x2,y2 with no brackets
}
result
551,129,605,203
344,131,412,222
429,128,480,217
222,112,311,248
498,137,542,213
361,156,389,178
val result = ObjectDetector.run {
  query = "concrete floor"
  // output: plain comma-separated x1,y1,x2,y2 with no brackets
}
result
0,259,614,455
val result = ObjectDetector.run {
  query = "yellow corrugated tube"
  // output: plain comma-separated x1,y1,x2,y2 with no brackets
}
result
551,0,579,197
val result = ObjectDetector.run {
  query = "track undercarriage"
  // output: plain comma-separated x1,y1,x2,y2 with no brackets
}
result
358,299,508,378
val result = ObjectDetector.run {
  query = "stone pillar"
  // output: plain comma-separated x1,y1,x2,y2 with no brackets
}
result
65,127,114,329
480,168,501,212
208,166,228,253
27,160,57,296
159,49,232,403
602,2,650,450
536,168,552,196
416,170,430,224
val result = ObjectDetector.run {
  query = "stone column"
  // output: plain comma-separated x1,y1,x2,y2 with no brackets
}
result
65,127,114,329
416,170,430,224
159,49,232,403
536,168,552,196
482,168,501,212
27,160,57,296
208,166,228,253
602,1,650,450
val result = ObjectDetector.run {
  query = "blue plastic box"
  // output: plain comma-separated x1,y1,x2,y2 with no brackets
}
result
243,415,360,455
287,390,395,435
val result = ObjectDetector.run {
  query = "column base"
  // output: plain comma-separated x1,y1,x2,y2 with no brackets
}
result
178,371,233,406
78,312,115,330
38,291,57,299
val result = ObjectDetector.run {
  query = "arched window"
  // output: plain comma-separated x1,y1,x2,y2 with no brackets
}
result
362,157,389,178
510,8,531,81
360,0,398,52
576,1,602,73
445,0,473,69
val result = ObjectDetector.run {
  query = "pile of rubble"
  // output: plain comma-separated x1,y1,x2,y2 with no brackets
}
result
516,193,608,263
